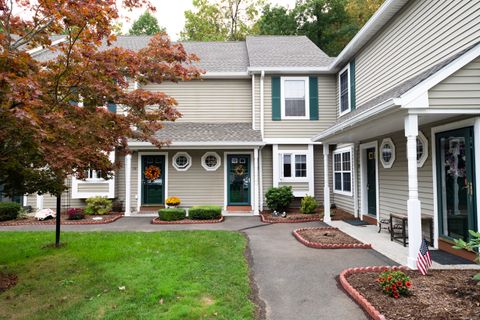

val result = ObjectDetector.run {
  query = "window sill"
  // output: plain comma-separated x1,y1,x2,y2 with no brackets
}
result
280,116,310,121
77,179,110,184
279,178,309,183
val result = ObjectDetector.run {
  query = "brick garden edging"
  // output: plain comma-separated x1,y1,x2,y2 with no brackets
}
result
260,213,322,224
151,216,225,224
339,266,408,320
293,227,372,249
0,214,123,226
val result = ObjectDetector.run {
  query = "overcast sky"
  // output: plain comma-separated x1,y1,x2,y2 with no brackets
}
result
120,0,297,40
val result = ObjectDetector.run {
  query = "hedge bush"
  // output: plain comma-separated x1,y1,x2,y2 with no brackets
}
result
0,202,21,221
300,195,318,214
158,208,186,221
265,186,294,212
84,196,112,215
67,208,85,220
188,206,222,220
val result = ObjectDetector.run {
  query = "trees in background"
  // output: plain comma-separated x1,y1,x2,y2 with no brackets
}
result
129,10,166,35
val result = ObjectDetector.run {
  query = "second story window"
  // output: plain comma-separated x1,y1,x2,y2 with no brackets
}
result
339,65,351,116
281,77,310,119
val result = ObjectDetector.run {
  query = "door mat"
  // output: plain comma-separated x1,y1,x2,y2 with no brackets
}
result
344,219,369,226
430,250,475,265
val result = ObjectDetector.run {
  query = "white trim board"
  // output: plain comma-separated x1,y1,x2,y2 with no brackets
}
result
136,151,169,212
332,146,354,197
359,141,380,222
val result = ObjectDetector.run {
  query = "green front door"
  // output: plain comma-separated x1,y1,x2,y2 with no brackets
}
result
227,155,251,206
366,147,377,216
142,155,165,205
436,127,476,241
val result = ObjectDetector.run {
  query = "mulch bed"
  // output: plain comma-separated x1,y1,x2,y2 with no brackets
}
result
151,216,225,224
344,268,480,320
0,272,17,293
0,214,123,226
331,209,356,221
293,227,372,249
260,212,322,223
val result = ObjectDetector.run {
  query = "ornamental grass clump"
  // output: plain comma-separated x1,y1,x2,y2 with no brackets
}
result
300,195,318,214
377,270,411,299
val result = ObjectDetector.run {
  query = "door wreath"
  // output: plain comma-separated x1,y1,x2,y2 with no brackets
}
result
144,165,161,181
234,164,246,176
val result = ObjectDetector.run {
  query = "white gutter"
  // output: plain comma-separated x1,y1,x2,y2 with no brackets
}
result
252,74,255,130
202,72,250,79
260,70,265,138
128,141,266,147
311,98,398,142
248,66,332,74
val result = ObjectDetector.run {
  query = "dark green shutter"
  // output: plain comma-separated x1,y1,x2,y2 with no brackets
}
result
271,76,281,121
107,102,117,113
309,76,319,120
349,59,356,110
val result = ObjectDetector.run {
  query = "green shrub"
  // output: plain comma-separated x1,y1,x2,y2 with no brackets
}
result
84,196,112,215
300,195,318,214
158,208,186,221
265,186,294,212
0,202,21,221
189,206,222,220
453,230,480,280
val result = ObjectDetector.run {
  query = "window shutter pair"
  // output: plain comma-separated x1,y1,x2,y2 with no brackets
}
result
271,76,318,121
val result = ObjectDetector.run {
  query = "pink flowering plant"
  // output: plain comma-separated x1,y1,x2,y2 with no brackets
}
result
377,270,411,299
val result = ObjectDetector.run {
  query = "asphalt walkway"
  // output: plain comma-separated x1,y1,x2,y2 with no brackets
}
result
0,217,395,320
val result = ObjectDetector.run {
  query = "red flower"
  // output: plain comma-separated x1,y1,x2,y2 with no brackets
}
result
405,281,411,288
388,276,392,281
393,293,400,299
397,281,402,286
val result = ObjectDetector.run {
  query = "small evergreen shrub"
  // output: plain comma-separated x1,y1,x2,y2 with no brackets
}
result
265,186,294,212
189,206,222,220
67,208,85,220
84,196,112,215
377,270,411,299
300,195,318,214
158,208,186,221
0,202,21,221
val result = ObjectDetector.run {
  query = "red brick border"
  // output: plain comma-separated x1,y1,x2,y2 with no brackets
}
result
292,227,372,249
339,266,408,320
151,216,225,225
260,213,322,224
0,214,123,226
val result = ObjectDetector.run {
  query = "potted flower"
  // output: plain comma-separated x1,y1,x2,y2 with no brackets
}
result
166,196,181,208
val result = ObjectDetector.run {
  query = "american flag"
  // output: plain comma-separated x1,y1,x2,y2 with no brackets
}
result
416,239,432,275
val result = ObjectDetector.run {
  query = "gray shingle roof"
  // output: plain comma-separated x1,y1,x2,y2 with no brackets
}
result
153,122,262,143
246,36,334,68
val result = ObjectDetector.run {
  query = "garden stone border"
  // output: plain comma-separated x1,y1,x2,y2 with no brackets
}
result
151,216,225,224
293,227,372,249
339,266,408,320
260,213,322,224
0,214,123,226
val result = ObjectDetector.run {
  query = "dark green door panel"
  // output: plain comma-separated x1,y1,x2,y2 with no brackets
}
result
227,155,251,205
141,155,165,205
366,147,376,216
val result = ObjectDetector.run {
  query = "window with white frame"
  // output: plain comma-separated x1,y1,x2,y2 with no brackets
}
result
172,152,192,171
380,138,396,168
201,152,221,171
281,77,309,119
85,169,102,180
417,131,428,168
333,149,352,194
280,153,308,179
338,65,350,116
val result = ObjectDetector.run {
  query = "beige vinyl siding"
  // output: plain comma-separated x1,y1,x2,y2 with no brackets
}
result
314,145,333,205
262,75,337,138
261,145,273,207
115,153,126,208
429,57,480,108
142,79,252,123
354,0,480,108
279,182,310,195
254,75,261,131
27,178,84,210
278,145,309,151
77,183,110,193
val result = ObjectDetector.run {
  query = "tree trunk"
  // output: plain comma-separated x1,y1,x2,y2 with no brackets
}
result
55,194,61,247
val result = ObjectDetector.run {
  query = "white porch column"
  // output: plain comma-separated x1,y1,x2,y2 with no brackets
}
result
124,154,132,216
405,114,422,269
323,143,331,223
36,194,44,210
253,147,260,215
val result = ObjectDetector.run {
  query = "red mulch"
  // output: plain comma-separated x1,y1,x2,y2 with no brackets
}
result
331,209,355,221
0,272,17,293
151,216,224,224
346,270,480,320
260,212,322,223
0,213,123,226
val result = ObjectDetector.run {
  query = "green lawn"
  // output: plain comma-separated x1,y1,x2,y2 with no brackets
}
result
0,231,255,320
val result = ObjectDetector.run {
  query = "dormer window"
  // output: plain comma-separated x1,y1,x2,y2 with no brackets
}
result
338,65,351,116
281,77,310,119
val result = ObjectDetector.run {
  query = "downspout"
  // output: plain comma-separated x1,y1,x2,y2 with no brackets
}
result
252,74,255,129
259,145,264,212
260,70,265,139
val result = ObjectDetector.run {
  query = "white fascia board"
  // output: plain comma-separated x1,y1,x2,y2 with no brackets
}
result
203,72,250,79
247,67,332,74
311,98,398,142
128,141,266,148
395,42,480,107
28,37,67,55
264,138,322,145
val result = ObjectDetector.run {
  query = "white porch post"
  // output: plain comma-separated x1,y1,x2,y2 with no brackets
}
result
253,147,260,215
323,143,331,223
124,154,132,216
405,114,422,269
36,194,44,210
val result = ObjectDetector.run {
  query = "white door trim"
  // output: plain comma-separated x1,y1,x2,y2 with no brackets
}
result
224,151,255,211
136,152,169,212
359,141,379,221
431,117,480,249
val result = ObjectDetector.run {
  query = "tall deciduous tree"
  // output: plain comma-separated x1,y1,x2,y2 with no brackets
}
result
129,10,165,35
0,0,202,245
256,4,297,36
